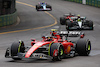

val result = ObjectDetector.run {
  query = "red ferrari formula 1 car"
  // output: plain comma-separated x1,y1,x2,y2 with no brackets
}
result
60,13,75,25
5,29,91,61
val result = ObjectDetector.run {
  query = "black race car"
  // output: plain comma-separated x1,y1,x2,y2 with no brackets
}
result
66,17,94,30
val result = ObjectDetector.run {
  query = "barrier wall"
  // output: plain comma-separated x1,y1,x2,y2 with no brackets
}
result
66,0,82,3
65,0,100,8
0,11,17,27
86,0,100,7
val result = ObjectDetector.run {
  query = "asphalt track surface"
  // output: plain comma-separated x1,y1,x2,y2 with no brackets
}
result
0,0,100,67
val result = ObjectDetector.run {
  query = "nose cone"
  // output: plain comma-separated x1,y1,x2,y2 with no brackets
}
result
78,21,82,28
43,5,46,10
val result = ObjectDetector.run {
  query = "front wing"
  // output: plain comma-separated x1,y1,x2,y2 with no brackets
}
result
68,26,93,30
18,53,53,59
5,47,53,59
38,8,52,11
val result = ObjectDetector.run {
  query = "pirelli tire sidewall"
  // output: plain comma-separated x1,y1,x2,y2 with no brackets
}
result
67,21,73,30
76,39,91,56
46,5,51,8
11,41,25,60
36,5,38,10
88,20,94,30
49,43,64,60
36,4,41,10
5,47,11,57
60,17,66,25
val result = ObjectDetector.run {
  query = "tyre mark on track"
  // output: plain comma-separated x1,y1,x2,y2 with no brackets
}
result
0,1,57,35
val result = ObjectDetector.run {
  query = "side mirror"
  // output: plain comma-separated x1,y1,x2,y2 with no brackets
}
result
42,36,45,39
31,38,35,41
50,32,52,34
80,35,84,38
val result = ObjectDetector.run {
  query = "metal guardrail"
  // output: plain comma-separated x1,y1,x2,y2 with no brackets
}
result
0,11,17,27
65,0,100,8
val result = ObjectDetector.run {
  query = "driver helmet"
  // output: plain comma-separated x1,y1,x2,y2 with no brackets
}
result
78,18,81,21
42,1,45,4
46,36,53,41
77,14,80,18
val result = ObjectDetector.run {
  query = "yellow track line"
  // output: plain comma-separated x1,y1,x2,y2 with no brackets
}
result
0,1,57,35
16,1,36,8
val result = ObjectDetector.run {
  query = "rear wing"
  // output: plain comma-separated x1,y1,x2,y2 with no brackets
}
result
59,31,84,37
71,17,86,20
64,14,75,17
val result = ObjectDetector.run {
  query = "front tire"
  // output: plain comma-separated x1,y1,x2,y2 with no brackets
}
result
49,43,64,61
36,5,41,11
11,40,25,60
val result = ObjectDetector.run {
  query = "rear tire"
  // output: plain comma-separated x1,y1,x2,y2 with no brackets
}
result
88,21,93,30
66,21,73,30
76,39,91,56
46,5,52,11
36,5,41,11
60,17,66,25
46,5,51,8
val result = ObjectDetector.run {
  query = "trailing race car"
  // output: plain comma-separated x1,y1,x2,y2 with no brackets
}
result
5,29,91,61
60,13,75,25
36,2,52,11
66,16,94,30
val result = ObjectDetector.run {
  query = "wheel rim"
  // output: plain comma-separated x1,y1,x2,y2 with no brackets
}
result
87,41,91,51
86,41,91,55
57,47,64,60
88,44,91,51
60,49,63,55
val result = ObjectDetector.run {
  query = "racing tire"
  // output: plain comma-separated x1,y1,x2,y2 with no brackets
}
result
76,39,91,56
60,17,66,25
49,43,64,61
5,47,11,58
88,21,93,30
50,6,52,11
46,5,52,11
36,5,41,11
67,21,73,30
66,20,70,25
46,5,51,8
11,41,25,60
36,5,38,10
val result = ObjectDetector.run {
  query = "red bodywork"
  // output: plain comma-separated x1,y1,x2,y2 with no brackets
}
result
65,15,74,22
25,32,74,58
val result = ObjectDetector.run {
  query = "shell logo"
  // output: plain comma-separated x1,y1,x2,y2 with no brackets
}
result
66,45,71,53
